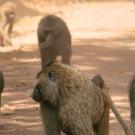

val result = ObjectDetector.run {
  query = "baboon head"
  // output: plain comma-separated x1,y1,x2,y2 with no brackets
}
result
92,74,105,89
37,17,57,48
32,65,58,105
32,62,84,106
3,2,16,22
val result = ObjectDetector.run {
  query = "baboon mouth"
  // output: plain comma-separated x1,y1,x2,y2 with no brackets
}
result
32,96,43,103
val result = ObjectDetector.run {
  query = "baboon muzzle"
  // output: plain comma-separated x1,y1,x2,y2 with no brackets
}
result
32,83,43,102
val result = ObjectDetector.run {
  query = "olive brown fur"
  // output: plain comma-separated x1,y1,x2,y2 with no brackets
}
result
32,63,110,135
37,15,72,67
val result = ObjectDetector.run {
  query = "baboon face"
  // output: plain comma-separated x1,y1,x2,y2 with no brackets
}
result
32,66,59,105
5,10,15,22
32,63,81,106
38,23,56,49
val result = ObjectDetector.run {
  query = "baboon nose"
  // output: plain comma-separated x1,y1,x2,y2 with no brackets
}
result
31,90,43,103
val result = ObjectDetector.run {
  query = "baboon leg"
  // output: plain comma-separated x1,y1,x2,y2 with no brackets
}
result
0,34,4,46
0,94,1,107
62,53,71,65
94,99,110,135
8,20,14,37
40,49,56,68
71,118,94,135
40,102,61,135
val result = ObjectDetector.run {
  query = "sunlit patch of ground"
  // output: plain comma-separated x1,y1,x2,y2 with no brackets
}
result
0,1,135,135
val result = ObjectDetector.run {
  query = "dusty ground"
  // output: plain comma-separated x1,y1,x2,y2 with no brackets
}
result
0,1,135,135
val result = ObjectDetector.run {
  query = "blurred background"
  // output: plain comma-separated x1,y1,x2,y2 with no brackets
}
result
0,0,135,135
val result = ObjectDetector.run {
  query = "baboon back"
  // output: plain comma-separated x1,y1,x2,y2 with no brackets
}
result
32,63,109,135
37,15,72,67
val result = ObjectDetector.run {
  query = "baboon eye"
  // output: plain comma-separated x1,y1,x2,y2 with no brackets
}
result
36,83,42,90
48,71,55,81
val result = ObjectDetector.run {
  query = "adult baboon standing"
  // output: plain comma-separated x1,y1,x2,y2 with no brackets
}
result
0,2,16,37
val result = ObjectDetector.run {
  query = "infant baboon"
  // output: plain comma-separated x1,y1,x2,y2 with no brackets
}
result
0,71,4,107
92,74,131,135
37,15,72,67
0,2,16,37
32,62,110,135
129,75,135,135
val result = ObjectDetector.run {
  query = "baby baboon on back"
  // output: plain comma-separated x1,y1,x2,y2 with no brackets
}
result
0,2,16,37
92,74,131,135
0,71,4,107
37,15,72,67
32,62,110,135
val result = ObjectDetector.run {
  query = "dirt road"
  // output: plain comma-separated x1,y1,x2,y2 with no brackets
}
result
0,1,135,135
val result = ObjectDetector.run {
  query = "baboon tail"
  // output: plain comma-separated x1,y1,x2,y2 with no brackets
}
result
91,74,105,89
0,71,4,93
129,76,135,135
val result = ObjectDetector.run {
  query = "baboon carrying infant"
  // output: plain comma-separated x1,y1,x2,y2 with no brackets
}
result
32,62,110,135
32,62,135,135
37,15,72,67
37,15,72,135
0,2,16,46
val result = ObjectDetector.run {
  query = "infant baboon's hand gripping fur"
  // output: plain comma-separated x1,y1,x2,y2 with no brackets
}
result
32,63,110,135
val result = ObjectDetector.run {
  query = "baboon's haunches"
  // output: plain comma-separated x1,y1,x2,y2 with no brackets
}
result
0,71,4,107
32,62,110,135
37,15,72,67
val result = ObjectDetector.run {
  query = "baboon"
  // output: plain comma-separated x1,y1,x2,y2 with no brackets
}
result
32,62,110,135
37,15,72,67
129,75,135,135
92,74,131,135
0,71,4,107
0,2,16,37
37,15,72,135
0,2,16,46
0,29,12,46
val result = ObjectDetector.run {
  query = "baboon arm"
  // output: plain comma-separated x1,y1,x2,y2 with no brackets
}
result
40,102,61,135
102,89,131,135
39,35,54,49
